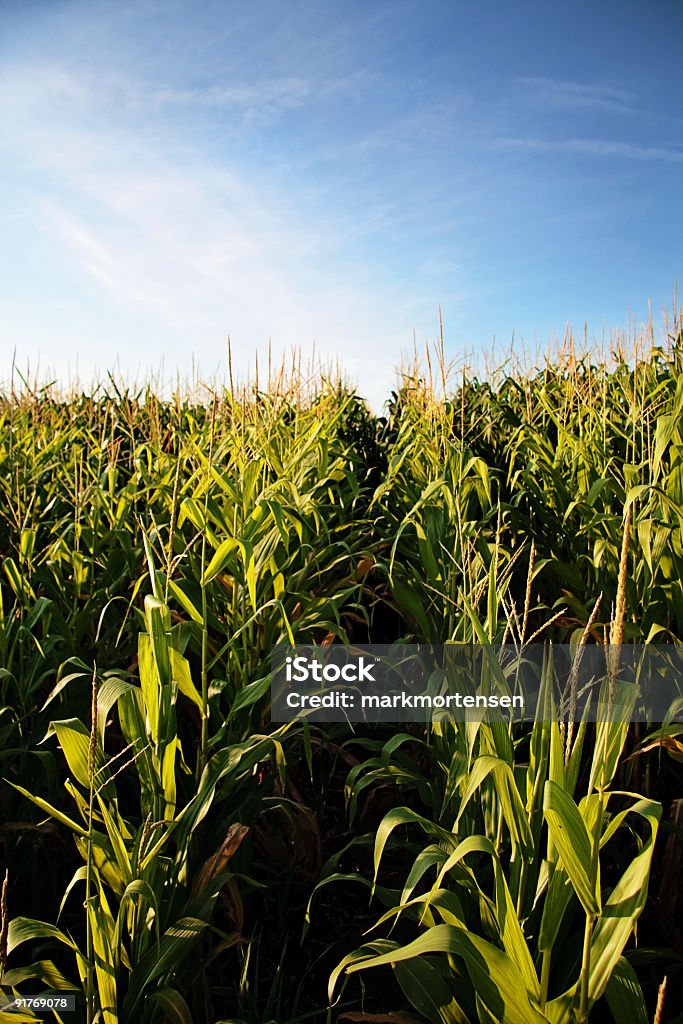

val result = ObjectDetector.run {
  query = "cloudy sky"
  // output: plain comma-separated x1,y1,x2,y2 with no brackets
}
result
1,0,682,406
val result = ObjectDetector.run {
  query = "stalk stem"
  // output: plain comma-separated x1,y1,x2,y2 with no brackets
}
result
579,785,606,1022
85,784,95,1024
578,912,595,1023
85,666,98,1024
539,948,551,1010
198,396,217,779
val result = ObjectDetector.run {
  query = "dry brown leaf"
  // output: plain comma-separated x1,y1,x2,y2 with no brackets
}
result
191,822,249,898
355,556,375,579
630,735,683,761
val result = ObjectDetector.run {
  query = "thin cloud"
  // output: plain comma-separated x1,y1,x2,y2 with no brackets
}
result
1,62,442,409
513,76,635,114
151,69,375,112
152,78,313,113
499,136,683,163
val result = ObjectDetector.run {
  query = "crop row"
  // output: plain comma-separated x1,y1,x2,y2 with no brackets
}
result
1,324,681,1021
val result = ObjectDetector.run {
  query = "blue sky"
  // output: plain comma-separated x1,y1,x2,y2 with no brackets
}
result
1,0,682,407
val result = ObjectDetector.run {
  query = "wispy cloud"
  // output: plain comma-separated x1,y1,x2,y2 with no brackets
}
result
5,1,678,404
152,78,313,113
151,69,374,112
513,76,635,114
499,136,683,163
1,56,375,136
0,61,445,407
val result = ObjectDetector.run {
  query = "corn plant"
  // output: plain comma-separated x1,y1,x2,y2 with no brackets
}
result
2,596,291,1022
329,678,661,1024
1,319,681,1023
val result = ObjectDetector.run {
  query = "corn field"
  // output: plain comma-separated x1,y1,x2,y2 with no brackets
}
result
1,319,682,1023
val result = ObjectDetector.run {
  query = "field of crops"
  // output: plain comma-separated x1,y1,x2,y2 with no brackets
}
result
1,320,682,1023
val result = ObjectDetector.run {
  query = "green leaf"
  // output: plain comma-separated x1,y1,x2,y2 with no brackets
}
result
229,674,271,715
374,808,457,888
604,957,648,1024
9,782,88,837
50,718,93,788
587,799,660,1008
169,648,204,712
88,879,118,1024
0,958,77,991
7,917,77,955
123,914,211,1018
245,550,257,613
429,834,539,1002
96,795,133,887
538,865,572,953
543,781,600,917
588,682,637,793
144,595,172,690
148,987,194,1023
390,579,432,639
457,754,533,858
167,578,204,625
344,924,547,1024
96,675,136,735
394,957,468,1024
201,538,240,585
